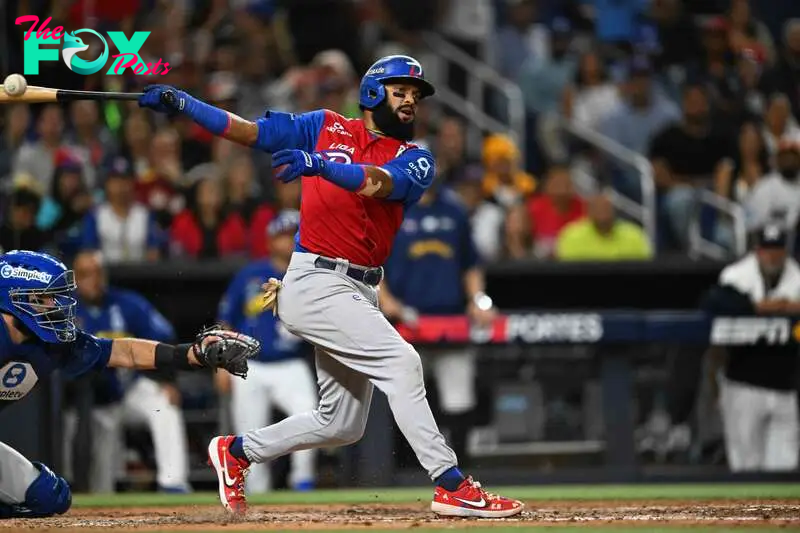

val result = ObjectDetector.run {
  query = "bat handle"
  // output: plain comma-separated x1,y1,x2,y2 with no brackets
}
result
161,89,177,109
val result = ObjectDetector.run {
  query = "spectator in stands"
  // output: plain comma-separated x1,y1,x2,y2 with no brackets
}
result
481,133,536,209
744,139,800,231
282,0,361,66
82,157,162,263
716,122,769,203
13,105,87,192
372,0,446,54
236,34,281,121
598,56,680,196
122,111,154,179
648,84,735,249
556,192,652,261
521,164,587,259
689,17,740,127
137,128,187,230
730,48,768,122
37,160,95,260
310,49,359,118
562,50,620,132
0,176,51,253
711,224,800,471
726,0,775,64
435,116,472,184
0,104,30,185
761,93,800,157
760,19,800,119
518,17,577,163
66,101,118,169
452,164,506,261
650,0,703,73
591,0,649,53
519,14,578,107
492,0,548,80
249,179,302,259
169,175,248,259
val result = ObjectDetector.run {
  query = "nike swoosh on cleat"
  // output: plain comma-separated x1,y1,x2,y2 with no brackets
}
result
454,497,487,508
222,452,238,487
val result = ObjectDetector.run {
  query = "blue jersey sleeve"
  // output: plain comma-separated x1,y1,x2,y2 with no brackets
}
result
81,210,100,250
382,149,436,205
60,330,113,379
254,110,325,153
119,291,176,342
218,269,247,328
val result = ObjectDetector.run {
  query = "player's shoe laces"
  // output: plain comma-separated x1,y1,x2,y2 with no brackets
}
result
431,476,524,518
207,436,249,514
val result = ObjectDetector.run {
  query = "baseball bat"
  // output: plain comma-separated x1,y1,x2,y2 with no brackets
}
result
0,85,178,105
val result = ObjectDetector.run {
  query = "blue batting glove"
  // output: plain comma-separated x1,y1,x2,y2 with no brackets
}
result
272,149,326,183
138,85,189,114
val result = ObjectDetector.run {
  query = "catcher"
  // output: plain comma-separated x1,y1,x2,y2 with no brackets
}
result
0,250,259,518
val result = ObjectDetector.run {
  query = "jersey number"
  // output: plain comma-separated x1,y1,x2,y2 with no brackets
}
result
407,157,432,181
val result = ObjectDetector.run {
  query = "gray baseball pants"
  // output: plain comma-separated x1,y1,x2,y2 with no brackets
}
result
241,252,458,479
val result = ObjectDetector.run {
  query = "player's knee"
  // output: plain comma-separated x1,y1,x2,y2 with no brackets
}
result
328,422,366,446
314,408,367,446
24,462,72,517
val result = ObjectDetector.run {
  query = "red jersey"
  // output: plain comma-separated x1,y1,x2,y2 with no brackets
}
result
255,109,435,267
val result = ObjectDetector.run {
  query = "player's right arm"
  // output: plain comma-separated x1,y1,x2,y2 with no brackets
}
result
137,85,323,152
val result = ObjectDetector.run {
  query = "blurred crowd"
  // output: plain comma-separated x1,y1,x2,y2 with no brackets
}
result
0,0,799,264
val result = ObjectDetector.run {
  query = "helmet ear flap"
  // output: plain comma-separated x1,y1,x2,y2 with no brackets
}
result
359,78,387,109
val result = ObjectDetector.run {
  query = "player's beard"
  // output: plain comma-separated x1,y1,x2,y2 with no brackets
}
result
373,101,415,141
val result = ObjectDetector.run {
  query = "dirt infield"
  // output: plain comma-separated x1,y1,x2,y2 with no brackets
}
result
2,500,799,532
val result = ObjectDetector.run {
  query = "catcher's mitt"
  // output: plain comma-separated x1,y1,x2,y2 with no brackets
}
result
192,326,260,378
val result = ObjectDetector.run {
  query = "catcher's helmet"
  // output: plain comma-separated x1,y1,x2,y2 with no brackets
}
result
0,250,77,343
359,55,435,110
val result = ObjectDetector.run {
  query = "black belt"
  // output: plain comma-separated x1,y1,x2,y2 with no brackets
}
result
313,257,384,286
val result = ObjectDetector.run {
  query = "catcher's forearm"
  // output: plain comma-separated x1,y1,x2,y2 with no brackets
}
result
107,339,199,370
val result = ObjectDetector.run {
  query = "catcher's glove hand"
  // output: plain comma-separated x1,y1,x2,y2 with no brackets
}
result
192,326,260,379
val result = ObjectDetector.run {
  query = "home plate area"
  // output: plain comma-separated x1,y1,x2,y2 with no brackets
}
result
1,501,799,532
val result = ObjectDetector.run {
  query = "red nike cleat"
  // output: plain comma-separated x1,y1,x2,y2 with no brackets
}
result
431,476,524,518
207,436,249,514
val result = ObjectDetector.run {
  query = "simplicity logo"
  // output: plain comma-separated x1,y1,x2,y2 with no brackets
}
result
16,16,171,76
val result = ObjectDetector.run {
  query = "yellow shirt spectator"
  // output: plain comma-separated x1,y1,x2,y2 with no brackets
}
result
481,133,536,206
556,219,652,261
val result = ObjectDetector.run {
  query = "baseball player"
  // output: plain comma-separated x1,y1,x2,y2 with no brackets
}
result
138,55,523,518
0,249,258,518
379,182,496,465
216,209,317,493
713,224,800,471
68,250,191,492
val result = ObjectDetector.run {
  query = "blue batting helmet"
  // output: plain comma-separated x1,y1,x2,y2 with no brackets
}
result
0,250,77,343
359,55,435,110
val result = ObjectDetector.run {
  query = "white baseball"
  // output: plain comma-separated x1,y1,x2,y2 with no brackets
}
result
3,74,28,97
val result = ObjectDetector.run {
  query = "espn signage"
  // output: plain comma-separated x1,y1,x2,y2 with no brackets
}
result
710,317,792,345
